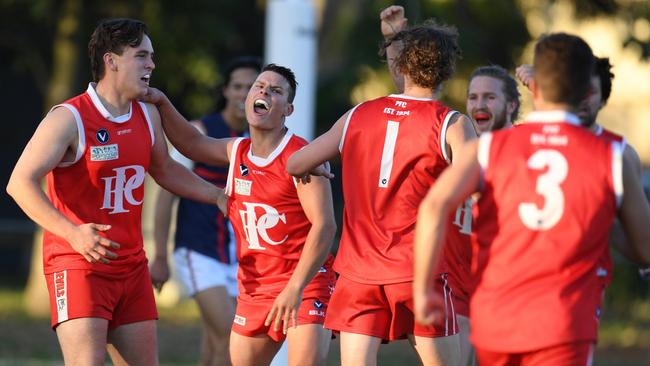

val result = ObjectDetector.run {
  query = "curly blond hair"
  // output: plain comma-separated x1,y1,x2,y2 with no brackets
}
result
382,20,461,90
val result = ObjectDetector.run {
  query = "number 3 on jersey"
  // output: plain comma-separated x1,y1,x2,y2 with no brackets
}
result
518,149,568,230
379,120,400,188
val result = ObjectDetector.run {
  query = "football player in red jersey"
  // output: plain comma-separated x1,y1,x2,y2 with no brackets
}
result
7,18,227,365
517,56,650,293
143,64,336,366
286,9,477,366
414,32,650,365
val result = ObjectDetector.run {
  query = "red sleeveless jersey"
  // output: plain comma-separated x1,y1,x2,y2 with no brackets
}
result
225,132,334,299
471,111,623,352
336,94,460,284
43,84,154,274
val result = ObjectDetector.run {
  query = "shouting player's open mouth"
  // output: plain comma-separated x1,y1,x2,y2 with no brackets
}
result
473,111,491,127
253,99,270,116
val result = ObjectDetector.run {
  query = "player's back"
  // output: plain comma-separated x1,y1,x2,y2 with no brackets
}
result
471,111,622,352
336,94,457,284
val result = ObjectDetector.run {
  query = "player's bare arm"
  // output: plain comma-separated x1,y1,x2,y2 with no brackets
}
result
286,111,349,179
616,147,650,266
445,113,479,162
150,187,175,292
413,140,481,325
380,5,408,93
142,88,233,166
146,103,227,208
264,175,336,334
6,107,119,264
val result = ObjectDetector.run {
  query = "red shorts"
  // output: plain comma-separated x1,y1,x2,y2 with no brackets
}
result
475,341,594,366
45,261,157,330
324,274,457,341
232,292,331,342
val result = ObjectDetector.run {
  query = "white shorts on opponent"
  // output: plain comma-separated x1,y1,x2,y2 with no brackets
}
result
174,247,239,297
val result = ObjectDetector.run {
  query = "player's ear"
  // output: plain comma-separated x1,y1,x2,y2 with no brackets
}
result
104,52,117,72
284,103,294,117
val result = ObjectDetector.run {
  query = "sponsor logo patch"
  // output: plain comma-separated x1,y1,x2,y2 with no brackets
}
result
96,128,110,144
54,271,68,323
234,314,246,326
313,300,324,309
309,310,326,317
90,144,119,161
240,163,249,177
235,178,252,196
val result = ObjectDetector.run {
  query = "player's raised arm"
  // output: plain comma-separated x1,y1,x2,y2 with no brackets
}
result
142,87,232,166
413,140,481,325
380,5,408,93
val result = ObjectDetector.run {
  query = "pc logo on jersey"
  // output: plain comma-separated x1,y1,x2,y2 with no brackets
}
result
240,163,249,177
101,165,146,214
313,300,323,309
239,202,287,250
96,128,110,144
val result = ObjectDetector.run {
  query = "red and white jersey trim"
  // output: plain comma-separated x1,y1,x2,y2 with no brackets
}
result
225,137,245,197
52,103,86,167
477,132,492,171
247,131,294,167
338,103,361,152
612,141,624,208
440,111,458,163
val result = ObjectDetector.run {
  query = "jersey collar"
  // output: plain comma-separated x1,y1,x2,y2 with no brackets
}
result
86,83,132,123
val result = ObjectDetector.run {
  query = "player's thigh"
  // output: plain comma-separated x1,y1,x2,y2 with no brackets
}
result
457,314,476,366
56,317,109,365
409,333,461,366
339,331,382,366
229,330,281,366
285,324,331,366
106,320,158,366
195,285,236,335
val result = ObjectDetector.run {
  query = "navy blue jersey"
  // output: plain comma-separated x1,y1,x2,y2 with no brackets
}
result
174,113,246,263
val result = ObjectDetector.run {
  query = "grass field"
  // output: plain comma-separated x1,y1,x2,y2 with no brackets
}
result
1,288,648,365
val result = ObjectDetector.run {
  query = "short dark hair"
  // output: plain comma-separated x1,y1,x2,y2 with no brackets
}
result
594,57,614,104
88,18,149,82
533,33,594,107
469,65,521,121
262,63,298,103
215,56,262,112
382,20,461,90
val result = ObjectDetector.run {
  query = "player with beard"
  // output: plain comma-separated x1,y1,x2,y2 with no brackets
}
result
466,65,520,133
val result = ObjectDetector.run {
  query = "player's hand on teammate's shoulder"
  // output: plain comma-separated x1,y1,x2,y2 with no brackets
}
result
380,5,408,39
140,86,168,106
265,285,303,335
69,223,120,264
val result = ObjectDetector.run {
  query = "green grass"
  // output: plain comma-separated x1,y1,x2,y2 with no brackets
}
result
1,288,649,365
